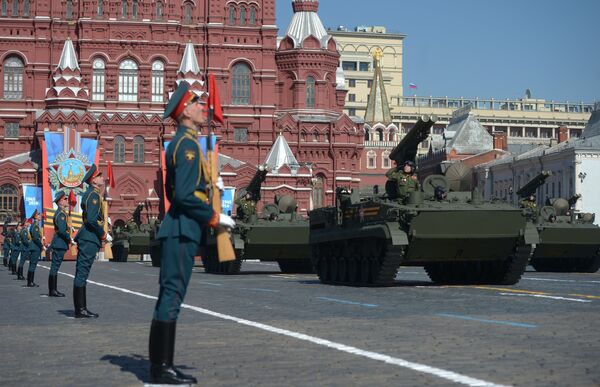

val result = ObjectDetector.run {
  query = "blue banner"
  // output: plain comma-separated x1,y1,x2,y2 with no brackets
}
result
23,185,42,220
221,188,235,216
44,132,64,164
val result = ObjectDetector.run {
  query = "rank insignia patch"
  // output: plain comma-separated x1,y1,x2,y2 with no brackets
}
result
92,199,98,205
185,150,196,161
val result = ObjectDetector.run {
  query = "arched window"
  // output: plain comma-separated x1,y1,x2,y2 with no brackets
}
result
228,4,235,26
133,136,144,163
132,0,138,18
114,136,125,163
151,60,165,102
97,0,104,16
239,6,246,26
118,59,138,102
364,131,370,141
3,57,24,100
249,6,257,25
183,2,193,24
66,0,73,19
376,128,384,141
306,76,315,108
12,0,18,16
231,62,251,105
1,0,7,16
23,0,29,16
156,1,163,20
367,150,376,169
381,151,390,169
0,184,18,222
121,0,127,18
92,58,105,101
312,175,325,209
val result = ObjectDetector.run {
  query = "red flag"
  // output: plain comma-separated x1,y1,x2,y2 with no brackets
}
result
208,73,225,125
107,160,116,189
68,190,77,212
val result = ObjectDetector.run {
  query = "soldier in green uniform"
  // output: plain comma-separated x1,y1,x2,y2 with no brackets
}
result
17,219,31,281
26,210,43,287
8,222,21,275
2,220,10,267
236,191,257,221
73,164,111,318
385,160,420,202
49,192,70,297
519,194,539,218
149,83,235,384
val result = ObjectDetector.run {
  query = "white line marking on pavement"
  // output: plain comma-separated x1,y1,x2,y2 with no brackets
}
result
37,264,509,387
499,293,592,303
522,277,600,284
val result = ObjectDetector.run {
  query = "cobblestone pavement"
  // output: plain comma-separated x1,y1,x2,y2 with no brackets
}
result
0,259,598,386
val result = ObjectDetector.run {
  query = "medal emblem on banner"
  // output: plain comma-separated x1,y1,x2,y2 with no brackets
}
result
48,149,92,196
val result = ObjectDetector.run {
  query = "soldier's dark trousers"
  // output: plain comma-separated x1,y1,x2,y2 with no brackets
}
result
74,242,100,287
9,250,20,274
153,236,198,321
49,248,66,297
27,250,41,287
18,251,29,270
2,247,8,266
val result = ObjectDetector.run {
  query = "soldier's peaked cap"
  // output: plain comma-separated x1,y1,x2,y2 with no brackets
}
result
83,164,102,183
54,191,66,203
163,83,200,120
30,209,39,218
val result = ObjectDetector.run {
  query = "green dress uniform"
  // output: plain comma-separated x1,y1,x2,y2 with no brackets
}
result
9,228,20,275
2,227,10,267
49,196,70,297
27,219,43,287
17,227,30,280
386,167,420,202
72,164,105,318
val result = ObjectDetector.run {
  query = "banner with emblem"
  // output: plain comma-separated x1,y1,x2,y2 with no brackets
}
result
40,126,98,260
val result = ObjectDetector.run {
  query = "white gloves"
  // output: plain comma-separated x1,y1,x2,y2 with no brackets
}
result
218,214,235,229
105,233,113,243
70,239,77,246
107,216,112,226
216,176,225,191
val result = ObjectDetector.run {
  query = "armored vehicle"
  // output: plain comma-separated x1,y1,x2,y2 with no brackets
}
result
310,116,537,286
202,166,312,274
111,204,155,262
516,173,600,273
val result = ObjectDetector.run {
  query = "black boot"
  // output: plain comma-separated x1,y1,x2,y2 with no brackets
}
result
27,271,39,287
49,275,65,297
2,258,6,267
149,320,197,385
73,286,98,318
10,262,16,275
17,266,25,280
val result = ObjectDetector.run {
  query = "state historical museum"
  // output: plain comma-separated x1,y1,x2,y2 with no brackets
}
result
0,0,364,224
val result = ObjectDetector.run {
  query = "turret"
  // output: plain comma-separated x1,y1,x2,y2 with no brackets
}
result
388,115,437,165
516,171,552,199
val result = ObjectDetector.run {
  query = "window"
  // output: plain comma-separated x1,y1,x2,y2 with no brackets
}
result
249,6,256,25
231,62,251,105
364,131,370,141
348,94,356,102
228,5,235,25
540,128,552,138
133,136,144,163
359,62,370,71
5,122,19,138
376,128,384,141
121,0,127,18
570,129,581,138
234,128,248,143
306,76,315,108
348,79,355,88
0,184,18,222
367,151,376,169
92,58,105,101
367,80,372,88
151,61,165,102
132,0,138,18
313,132,318,142
510,128,522,137
12,0,17,16
239,6,246,26
118,59,138,102
97,0,103,16
66,0,73,19
183,2,193,24
342,61,356,71
156,1,163,20
23,0,29,16
1,0,6,16
525,128,537,138
348,108,356,116
3,57,24,99
312,175,325,209
113,136,125,163
382,151,390,169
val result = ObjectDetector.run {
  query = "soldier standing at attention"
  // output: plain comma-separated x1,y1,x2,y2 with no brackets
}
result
48,192,70,297
17,219,32,281
149,83,235,384
73,164,111,318
2,220,10,267
26,210,43,287
385,160,420,202
8,222,22,275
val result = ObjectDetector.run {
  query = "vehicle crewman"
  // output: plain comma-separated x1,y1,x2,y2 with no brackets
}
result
73,164,111,318
26,210,43,287
17,219,31,281
386,160,420,202
236,191,257,221
149,83,235,384
8,222,21,275
519,194,539,218
48,192,70,297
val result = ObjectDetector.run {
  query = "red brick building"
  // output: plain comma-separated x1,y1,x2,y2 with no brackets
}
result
0,0,363,226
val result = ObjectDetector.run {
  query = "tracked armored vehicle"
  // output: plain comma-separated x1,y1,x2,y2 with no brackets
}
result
203,166,312,274
516,173,600,273
310,116,537,286
111,204,156,262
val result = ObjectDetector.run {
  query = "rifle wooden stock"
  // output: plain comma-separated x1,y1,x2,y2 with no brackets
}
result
209,142,235,262
102,200,113,260
68,211,77,256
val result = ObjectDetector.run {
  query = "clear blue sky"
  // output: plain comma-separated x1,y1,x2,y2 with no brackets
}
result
275,0,600,103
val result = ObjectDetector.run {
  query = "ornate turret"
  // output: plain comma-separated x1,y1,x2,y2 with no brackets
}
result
364,49,392,125
264,134,300,174
176,41,204,94
45,38,89,110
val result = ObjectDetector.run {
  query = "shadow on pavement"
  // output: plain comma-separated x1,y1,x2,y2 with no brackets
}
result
101,354,149,383
57,309,76,318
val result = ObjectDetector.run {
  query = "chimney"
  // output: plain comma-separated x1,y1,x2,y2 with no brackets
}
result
492,131,508,151
558,126,569,143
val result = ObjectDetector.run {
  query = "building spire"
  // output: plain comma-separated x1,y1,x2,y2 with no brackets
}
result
264,134,300,173
364,48,392,125
57,38,80,71
45,37,88,110
284,0,331,49
178,41,201,75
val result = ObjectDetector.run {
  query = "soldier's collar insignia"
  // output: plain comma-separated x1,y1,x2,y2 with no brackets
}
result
185,150,196,161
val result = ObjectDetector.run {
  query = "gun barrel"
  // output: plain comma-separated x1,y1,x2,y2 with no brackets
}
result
389,114,437,164
516,170,552,198
245,164,269,201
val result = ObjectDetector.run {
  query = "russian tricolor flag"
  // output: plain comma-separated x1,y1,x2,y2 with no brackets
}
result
409,83,417,89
